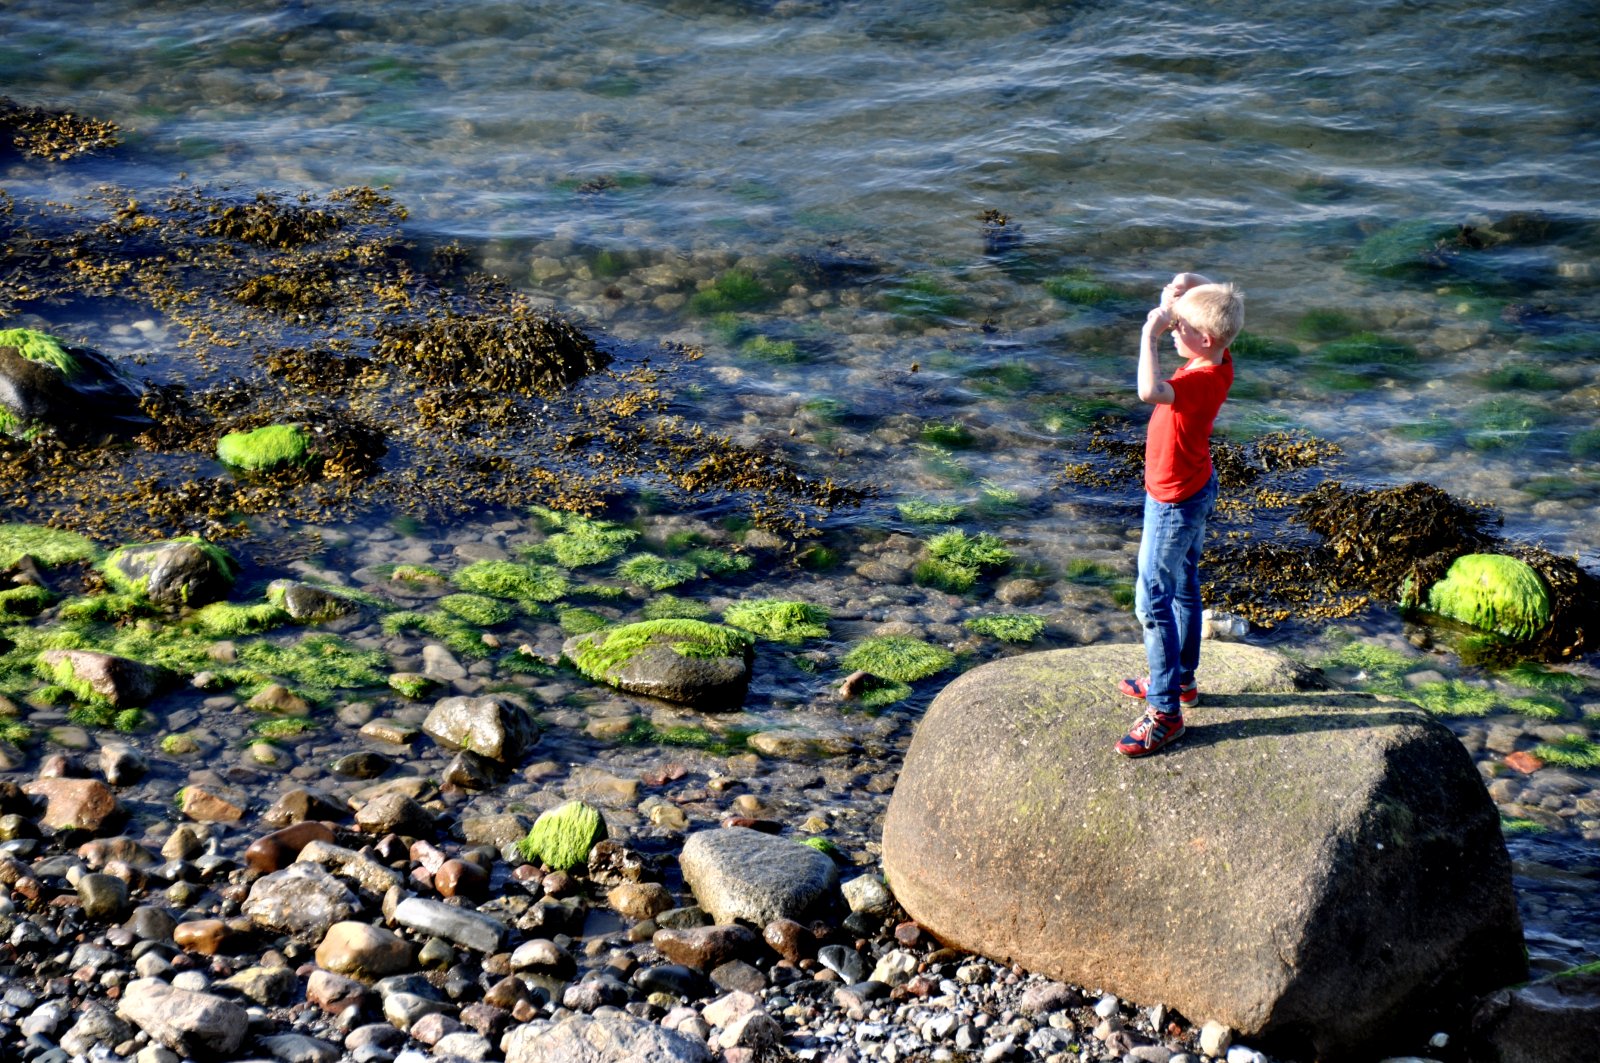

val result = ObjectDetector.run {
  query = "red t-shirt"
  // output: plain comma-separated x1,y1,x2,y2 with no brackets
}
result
1144,351,1233,503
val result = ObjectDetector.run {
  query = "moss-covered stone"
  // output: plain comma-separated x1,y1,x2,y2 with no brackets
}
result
0,328,80,378
438,593,515,627
216,423,314,471
0,523,100,569
452,560,569,603
564,619,754,709
516,800,608,870
102,538,238,607
1420,554,1552,643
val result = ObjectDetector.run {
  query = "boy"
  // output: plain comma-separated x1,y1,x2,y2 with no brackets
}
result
1115,272,1244,757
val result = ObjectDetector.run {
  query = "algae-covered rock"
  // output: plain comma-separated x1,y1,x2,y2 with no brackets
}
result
37,650,170,709
563,619,754,710
881,642,1525,1060
103,538,237,607
0,524,100,569
216,424,315,471
517,800,607,871
266,579,359,623
1415,553,1552,642
0,331,146,441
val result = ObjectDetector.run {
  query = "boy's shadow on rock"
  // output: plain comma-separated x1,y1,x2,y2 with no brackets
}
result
1176,693,1423,752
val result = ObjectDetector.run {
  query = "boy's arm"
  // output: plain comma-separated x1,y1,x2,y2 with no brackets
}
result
1137,306,1176,406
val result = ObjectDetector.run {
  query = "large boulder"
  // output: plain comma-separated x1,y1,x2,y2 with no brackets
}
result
680,826,840,926
881,643,1525,1060
103,539,237,608
562,620,754,710
422,694,538,764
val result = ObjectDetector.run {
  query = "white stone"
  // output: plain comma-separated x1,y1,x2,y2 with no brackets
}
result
1199,1020,1233,1057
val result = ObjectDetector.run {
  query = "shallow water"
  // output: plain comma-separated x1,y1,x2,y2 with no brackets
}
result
3,0,1600,983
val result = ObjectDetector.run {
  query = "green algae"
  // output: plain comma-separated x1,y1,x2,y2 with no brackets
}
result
920,421,975,449
1293,309,1362,342
160,733,199,755
0,328,80,379
529,507,638,568
0,524,100,569
382,610,493,659
1405,680,1500,718
232,634,387,704
1568,429,1600,460
556,606,610,636
1065,558,1122,585
929,530,1012,570
1349,219,1462,278
897,499,964,525
517,800,608,870
1532,734,1600,771
914,557,978,593
1465,398,1542,452
389,564,447,584
964,614,1045,643
881,275,968,322
1042,269,1116,307
251,716,318,739
438,593,515,628
842,636,954,684
0,585,51,618
1500,817,1548,836
216,423,314,471
1499,662,1587,696
567,619,753,682
388,673,436,699
0,719,30,745
619,718,752,756
857,677,914,709
801,836,841,858
452,560,569,603
1424,554,1551,642
1504,695,1566,721
616,554,699,591
187,601,289,638
689,269,775,315
1314,333,1419,369
1228,332,1301,362
640,594,712,621
722,599,830,643
684,548,751,577
740,335,803,363
1480,363,1559,391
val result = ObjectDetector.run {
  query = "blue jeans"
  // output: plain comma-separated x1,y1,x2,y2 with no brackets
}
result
1134,471,1218,713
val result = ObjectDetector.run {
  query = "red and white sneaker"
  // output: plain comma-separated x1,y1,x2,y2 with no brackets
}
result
1115,708,1187,758
1117,676,1199,707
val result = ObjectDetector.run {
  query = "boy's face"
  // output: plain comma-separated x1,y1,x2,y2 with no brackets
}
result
1170,314,1216,358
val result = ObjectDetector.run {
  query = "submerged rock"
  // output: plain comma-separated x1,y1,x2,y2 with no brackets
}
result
881,642,1525,1060
0,330,147,442
267,578,361,622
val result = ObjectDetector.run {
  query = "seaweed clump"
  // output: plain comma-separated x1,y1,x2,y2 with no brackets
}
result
376,309,609,397
0,97,120,161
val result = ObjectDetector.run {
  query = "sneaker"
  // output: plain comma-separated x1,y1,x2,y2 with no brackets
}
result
1115,709,1187,758
1117,676,1199,707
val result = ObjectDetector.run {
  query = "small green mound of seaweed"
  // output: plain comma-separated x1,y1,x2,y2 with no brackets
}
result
187,601,290,637
1419,554,1551,642
1532,734,1600,771
1405,680,1500,718
882,275,968,322
1480,363,1559,391
453,560,569,603
641,594,712,621
617,554,699,591
620,718,752,756
684,548,751,577
382,610,494,659
0,328,80,378
530,507,639,569
232,634,388,703
0,524,100,569
741,335,802,363
252,716,318,739
1043,269,1116,307
1499,662,1587,696
1229,332,1300,361
914,558,978,593
964,614,1045,643
1465,398,1542,452
0,585,52,618
556,606,610,636
438,593,516,627
897,499,964,525
920,421,975,449
723,599,830,643
928,530,1012,570
216,423,314,471
567,619,753,682
842,636,954,683
689,269,776,315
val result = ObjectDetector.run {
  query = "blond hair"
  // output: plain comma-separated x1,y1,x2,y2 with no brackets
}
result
1176,282,1245,348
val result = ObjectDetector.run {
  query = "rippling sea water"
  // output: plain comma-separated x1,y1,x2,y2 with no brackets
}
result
5,0,1598,564
4,0,1600,989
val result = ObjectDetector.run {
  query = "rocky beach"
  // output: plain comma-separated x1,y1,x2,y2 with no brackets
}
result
5,2,1600,1060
